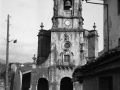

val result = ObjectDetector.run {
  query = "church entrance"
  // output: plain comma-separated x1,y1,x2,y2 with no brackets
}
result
22,72,31,90
60,77,73,90
37,78,49,90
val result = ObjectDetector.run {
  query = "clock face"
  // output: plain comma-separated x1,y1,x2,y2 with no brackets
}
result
65,20,71,26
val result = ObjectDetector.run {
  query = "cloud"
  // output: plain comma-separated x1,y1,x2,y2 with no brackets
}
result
0,40,37,63
0,0,52,63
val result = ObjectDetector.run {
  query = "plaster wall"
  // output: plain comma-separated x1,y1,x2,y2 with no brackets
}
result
104,0,120,51
56,68,73,83
82,70,120,90
51,31,87,66
83,76,99,90
113,71,120,90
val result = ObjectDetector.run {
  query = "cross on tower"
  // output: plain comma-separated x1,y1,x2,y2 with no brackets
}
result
93,22,96,30
40,22,44,29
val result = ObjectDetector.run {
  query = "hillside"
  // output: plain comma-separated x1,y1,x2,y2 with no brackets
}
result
0,58,6,64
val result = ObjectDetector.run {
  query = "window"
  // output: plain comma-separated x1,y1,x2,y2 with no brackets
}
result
118,0,120,15
64,55,70,62
64,0,72,10
99,76,113,90
64,42,71,49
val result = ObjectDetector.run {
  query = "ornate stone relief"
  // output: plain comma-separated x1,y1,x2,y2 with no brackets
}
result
64,34,69,41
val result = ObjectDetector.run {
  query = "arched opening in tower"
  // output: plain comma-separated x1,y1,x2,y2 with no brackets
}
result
37,78,49,90
60,77,73,90
64,0,72,10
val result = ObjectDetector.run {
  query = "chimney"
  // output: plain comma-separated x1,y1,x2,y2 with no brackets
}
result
88,30,98,62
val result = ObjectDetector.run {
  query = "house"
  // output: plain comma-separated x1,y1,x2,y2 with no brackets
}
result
73,46,120,90
72,0,120,90
10,63,32,90
103,0,120,52
0,79,4,90
0,62,6,90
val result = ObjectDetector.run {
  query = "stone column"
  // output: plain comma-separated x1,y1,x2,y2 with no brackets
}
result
31,83,37,90
31,69,38,90
49,83,53,90
49,82,60,90
74,81,83,90
56,83,60,90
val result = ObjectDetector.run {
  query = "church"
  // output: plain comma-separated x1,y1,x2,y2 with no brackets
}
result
22,0,98,90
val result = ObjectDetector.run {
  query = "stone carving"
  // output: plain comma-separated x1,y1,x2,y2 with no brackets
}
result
64,34,69,41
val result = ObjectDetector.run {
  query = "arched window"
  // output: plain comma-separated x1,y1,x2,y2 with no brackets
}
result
64,55,70,62
64,0,72,10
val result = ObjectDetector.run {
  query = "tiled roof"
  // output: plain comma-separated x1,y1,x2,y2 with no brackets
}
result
74,46,120,73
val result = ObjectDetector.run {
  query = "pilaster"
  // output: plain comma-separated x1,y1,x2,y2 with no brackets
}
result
74,81,83,90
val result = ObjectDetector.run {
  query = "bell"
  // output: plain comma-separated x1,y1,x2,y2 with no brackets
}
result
65,0,71,7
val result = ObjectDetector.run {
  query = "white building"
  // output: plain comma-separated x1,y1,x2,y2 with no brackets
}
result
103,0,120,52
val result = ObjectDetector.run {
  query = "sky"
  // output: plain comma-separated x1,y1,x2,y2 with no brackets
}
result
0,0,103,63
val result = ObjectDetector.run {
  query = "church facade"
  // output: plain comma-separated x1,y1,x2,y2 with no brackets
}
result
30,0,98,90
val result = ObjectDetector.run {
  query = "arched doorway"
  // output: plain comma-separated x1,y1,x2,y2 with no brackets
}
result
37,78,48,90
60,77,73,90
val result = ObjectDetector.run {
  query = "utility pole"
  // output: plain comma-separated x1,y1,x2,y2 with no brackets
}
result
5,14,10,90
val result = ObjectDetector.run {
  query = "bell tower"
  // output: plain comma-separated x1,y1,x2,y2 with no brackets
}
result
50,0,85,90
51,0,85,67
52,0,83,29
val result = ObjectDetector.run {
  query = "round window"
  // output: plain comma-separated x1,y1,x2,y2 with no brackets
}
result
64,42,71,48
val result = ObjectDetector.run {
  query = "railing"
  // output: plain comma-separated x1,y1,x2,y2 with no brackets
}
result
56,60,75,69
